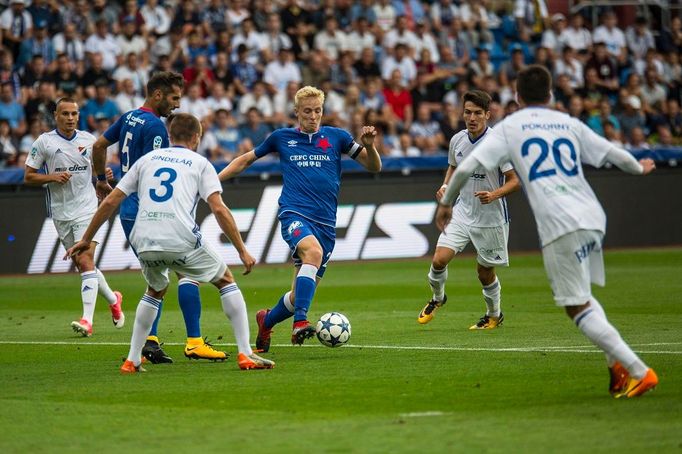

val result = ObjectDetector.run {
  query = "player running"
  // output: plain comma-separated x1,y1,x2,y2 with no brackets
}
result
436,65,658,398
66,113,273,372
219,85,381,351
418,90,520,328
91,72,226,363
24,98,124,336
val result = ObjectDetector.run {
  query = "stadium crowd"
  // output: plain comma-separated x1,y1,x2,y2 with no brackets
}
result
0,0,681,169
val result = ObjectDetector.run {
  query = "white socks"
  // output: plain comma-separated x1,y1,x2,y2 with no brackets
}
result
80,271,98,323
95,268,116,305
482,277,501,318
219,283,253,355
127,295,161,366
428,265,447,302
573,299,649,379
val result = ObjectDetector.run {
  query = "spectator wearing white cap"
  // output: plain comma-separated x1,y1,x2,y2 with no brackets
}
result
541,13,566,59
618,95,646,140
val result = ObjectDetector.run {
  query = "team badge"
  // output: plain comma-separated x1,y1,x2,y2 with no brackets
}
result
153,136,163,149
316,137,332,152
288,220,303,237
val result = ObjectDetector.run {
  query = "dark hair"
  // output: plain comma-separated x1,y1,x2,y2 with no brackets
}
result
146,71,184,98
462,90,492,111
56,97,78,108
517,65,552,105
169,113,201,143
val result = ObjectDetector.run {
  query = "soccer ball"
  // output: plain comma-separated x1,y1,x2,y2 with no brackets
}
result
315,312,351,348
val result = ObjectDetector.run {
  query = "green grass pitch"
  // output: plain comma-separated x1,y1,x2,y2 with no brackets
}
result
0,248,681,453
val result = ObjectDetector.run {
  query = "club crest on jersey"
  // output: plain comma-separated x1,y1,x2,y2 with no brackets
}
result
287,140,297,147
287,220,303,237
78,146,87,156
316,137,332,152
153,136,163,149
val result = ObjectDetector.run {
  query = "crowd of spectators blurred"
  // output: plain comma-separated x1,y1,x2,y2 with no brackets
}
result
1,0,681,170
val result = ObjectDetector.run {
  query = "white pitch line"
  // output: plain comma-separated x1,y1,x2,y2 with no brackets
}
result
399,412,452,418
0,340,680,354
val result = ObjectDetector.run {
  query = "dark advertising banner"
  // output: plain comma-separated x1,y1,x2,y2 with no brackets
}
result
1,168,680,275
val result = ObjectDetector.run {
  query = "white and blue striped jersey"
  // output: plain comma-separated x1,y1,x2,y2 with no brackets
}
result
448,127,513,227
115,146,222,253
26,129,97,220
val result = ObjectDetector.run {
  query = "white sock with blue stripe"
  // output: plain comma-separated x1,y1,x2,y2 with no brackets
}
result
127,294,162,366
80,271,99,323
573,304,648,379
482,277,501,317
220,283,252,355
95,268,116,305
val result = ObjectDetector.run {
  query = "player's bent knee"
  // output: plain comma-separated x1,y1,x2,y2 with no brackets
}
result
147,286,167,300
565,302,591,319
211,270,235,289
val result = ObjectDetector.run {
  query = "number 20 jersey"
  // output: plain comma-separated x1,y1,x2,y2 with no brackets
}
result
104,107,170,221
471,107,611,246
115,146,222,253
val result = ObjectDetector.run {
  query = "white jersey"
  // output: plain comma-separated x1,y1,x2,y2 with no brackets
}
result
116,146,222,253
448,128,513,227
25,129,97,221
467,107,611,246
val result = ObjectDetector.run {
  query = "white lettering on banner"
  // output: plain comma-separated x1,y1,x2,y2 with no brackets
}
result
362,203,436,259
26,186,440,273
332,205,375,261
97,219,140,271
200,209,255,263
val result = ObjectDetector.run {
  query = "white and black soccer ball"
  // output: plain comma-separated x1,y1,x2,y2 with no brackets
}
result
315,312,351,348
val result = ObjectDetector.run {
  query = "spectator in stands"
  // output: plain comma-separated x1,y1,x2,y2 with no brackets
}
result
353,47,381,82
383,68,413,130
81,82,119,131
19,117,44,157
205,81,233,114
81,52,113,100
514,0,548,40
183,54,215,98
62,0,90,37
231,18,265,67
113,52,149,98
618,95,647,139
300,50,330,88
658,15,682,54
664,99,682,138
85,19,121,72
211,108,241,161
459,0,492,47
289,20,313,62
0,119,19,168
559,13,592,54
383,15,418,57
567,94,588,123
468,46,494,89
226,0,250,29
0,81,26,136
389,131,421,157
499,47,526,88
346,18,375,60
626,126,649,149
626,16,655,70
0,49,21,99
262,12,292,61
171,0,202,37
238,107,271,153
28,0,60,35
373,0,397,32
603,120,624,147
17,20,56,71
585,42,618,95
141,0,171,38
350,0,377,25
272,80,299,128
201,0,228,35
117,17,147,58
185,30,217,66
652,124,679,147
114,78,144,114
414,19,440,64
579,67,608,110
382,43,417,89
24,80,56,130
409,104,444,155
0,0,33,60
541,13,566,59
263,47,302,96
20,54,50,101
320,78,346,127
430,0,460,33
52,23,85,68
178,82,212,123
280,0,311,37
314,16,346,62
197,117,220,160
554,46,583,89
592,10,627,66
238,80,273,122
231,43,260,92
212,51,238,97
587,99,621,137
330,51,358,95
640,67,667,112
89,0,119,32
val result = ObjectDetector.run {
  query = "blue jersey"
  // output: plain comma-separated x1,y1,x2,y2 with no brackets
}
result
254,126,363,226
104,107,169,220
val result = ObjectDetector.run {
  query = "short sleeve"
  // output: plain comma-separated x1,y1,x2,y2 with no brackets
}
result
143,121,169,152
103,115,123,143
338,128,363,159
576,121,611,168
25,136,45,170
254,129,280,158
115,159,141,195
447,135,458,166
499,161,514,173
198,161,223,202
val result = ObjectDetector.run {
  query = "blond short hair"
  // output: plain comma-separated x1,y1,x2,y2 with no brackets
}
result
294,86,325,109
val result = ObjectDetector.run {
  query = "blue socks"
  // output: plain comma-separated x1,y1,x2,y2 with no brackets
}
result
293,264,318,322
148,299,163,336
264,291,294,328
178,278,202,338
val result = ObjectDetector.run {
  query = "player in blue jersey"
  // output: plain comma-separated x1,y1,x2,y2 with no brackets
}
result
92,72,227,363
219,85,382,350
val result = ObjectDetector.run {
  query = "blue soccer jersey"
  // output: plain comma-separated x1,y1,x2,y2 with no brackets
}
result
254,126,363,227
104,107,169,220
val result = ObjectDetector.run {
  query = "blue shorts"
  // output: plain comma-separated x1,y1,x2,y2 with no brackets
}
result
279,212,335,278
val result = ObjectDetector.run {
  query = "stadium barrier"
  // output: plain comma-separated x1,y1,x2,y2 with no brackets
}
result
0,168,680,275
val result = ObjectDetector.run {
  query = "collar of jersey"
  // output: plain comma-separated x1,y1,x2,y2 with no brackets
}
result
55,129,77,141
170,144,190,150
139,106,158,116
468,126,488,144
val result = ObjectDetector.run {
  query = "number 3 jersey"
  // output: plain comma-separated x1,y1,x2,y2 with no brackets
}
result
104,107,170,221
115,146,222,253
470,107,611,246
448,127,513,227
26,129,97,221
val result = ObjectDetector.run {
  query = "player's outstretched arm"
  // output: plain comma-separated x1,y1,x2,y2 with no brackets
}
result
218,150,258,181
475,169,521,205
24,166,71,186
354,126,382,173
207,192,256,275
606,147,656,175
92,135,114,199
64,188,126,259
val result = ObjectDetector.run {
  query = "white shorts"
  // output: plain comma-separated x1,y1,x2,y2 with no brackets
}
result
437,220,510,268
542,229,605,307
137,245,227,292
53,215,97,249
